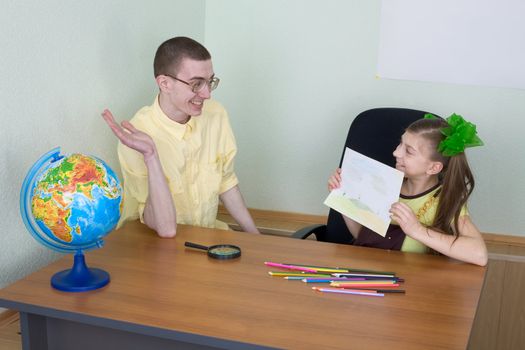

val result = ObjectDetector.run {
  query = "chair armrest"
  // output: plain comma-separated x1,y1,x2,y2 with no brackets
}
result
292,224,327,241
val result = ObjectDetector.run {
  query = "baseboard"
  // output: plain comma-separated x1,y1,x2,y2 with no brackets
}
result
218,206,525,259
217,206,327,235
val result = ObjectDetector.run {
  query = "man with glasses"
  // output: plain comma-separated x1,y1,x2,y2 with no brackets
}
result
102,37,259,237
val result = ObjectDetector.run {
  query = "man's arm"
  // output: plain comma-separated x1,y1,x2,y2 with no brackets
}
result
219,185,260,233
102,109,177,237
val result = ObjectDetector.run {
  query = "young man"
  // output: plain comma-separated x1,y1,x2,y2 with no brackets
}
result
102,37,259,237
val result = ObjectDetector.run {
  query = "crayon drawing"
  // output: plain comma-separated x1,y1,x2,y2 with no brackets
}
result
324,148,404,236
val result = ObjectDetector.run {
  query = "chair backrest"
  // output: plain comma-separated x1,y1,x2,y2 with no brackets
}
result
322,107,439,244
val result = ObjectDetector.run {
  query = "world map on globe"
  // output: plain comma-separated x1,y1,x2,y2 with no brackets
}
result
21,148,122,252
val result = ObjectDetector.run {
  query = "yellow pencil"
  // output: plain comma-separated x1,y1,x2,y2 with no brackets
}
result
269,272,331,277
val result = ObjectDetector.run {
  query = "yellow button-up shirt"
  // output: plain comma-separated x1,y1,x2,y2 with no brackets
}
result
117,96,238,230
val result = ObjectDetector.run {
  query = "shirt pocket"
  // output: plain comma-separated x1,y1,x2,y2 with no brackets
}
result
201,157,224,198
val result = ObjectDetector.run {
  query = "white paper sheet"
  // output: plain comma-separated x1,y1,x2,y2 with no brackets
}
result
324,148,404,236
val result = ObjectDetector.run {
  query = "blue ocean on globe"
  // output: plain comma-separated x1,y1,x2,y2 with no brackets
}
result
21,147,122,253
19,147,122,291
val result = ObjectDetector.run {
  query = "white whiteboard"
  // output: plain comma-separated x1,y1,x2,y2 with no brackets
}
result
377,0,525,90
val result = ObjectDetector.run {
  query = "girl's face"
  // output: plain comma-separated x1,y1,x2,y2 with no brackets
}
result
393,131,442,178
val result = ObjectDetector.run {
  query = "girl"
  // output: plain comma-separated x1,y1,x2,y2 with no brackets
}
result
328,114,488,266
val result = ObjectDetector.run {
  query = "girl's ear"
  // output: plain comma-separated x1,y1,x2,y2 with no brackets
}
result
427,161,444,175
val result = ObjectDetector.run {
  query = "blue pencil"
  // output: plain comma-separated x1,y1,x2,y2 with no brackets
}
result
302,278,365,283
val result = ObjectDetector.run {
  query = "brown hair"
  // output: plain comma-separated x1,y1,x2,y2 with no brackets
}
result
153,37,211,77
406,118,475,238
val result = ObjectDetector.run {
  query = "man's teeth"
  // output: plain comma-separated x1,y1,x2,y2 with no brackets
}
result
191,100,203,105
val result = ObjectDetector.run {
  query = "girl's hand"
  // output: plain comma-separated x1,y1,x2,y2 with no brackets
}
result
328,168,342,192
389,202,425,237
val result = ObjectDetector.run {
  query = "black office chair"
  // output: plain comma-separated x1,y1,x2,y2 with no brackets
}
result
292,107,439,244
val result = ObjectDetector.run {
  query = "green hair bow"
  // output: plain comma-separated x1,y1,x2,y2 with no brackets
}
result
424,113,484,156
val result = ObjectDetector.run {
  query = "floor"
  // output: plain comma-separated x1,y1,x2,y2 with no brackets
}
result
0,310,20,350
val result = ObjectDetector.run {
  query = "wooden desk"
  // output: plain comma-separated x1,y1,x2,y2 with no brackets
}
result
0,221,486,350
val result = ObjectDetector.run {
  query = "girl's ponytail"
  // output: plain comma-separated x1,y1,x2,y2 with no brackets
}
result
433,153,475,237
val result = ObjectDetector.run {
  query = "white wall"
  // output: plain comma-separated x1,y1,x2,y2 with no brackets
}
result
0,0,205,288
205,0,525,237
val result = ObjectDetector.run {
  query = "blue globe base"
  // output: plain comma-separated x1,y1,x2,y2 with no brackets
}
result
51,252,110,292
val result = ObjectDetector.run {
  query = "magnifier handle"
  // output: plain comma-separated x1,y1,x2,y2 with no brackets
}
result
184,242,210,251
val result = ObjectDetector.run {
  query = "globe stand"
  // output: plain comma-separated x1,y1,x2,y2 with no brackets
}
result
51,251,110,292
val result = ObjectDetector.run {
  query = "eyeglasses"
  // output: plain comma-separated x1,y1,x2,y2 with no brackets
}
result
164,73,220,93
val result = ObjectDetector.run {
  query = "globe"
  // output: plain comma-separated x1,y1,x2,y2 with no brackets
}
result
20,147,122,292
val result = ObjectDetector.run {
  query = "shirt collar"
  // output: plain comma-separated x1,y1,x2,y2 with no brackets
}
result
151,95,194,140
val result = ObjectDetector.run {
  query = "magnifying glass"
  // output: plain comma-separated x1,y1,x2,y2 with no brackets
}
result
184,241,241,260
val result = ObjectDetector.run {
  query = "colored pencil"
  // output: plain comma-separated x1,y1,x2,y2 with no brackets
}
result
301,278,366,283
331,280,396,285
285,263,396,276
313,287,384,297
332,273,396,278
269,272,331,277
334,277,404,282
332,283,400,289
297,267,351,273
264,262,317,273
375,289,406,294
315,287,405,294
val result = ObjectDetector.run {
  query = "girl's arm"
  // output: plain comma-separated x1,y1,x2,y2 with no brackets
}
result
342,215,363,239
390,202,488,266
328,168,363,239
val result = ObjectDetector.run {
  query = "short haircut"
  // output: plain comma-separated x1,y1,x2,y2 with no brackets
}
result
153,37,211,77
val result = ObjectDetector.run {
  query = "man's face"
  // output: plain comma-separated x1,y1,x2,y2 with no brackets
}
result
162,58,214,122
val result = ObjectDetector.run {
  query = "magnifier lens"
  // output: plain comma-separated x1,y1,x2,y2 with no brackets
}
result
185,241,241,259
209,245,241,259
210,246,239,256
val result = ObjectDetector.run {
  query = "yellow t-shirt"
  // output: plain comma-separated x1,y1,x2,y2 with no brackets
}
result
398,186,468,253
117,96,238,230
